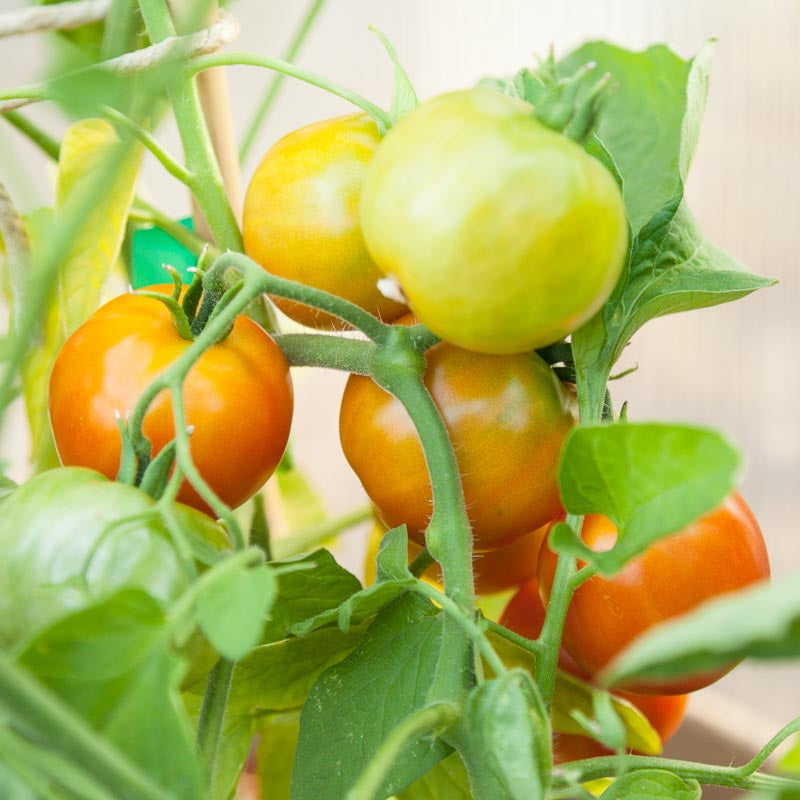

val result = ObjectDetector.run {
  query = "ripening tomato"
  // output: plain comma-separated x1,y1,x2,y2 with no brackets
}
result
537,494,771,694
49,286,293,515
499,578,688,762
340,317,576,551
243,114,407,329
364,518,548,595
360,88,628,354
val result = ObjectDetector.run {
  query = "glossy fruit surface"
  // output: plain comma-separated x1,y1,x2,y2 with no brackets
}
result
49,285,293,514
360,88,628,354
499,578,688,761
0,467,229,649
243,114,407,329
340,320,576,551
538,494,771,694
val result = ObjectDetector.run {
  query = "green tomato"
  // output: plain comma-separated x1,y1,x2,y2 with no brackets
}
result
0,467,230,650
360,88,629,354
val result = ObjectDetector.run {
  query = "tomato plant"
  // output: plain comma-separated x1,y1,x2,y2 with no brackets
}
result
243,114,407,329
49,284,294,515
538,494,771,694
340,315,576,551
359,88,629,355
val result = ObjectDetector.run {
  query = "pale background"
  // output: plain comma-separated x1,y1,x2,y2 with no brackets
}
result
1,0,799,769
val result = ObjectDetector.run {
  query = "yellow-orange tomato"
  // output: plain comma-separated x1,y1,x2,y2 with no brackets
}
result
499,579,688,761
537,495,771,694
340,316,575,551
364,521,548,595
243,114,407,329
48,286,293,515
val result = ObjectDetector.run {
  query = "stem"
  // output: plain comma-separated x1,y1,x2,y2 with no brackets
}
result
195,657,235,784
129,200,212,256
553,755,800,793
413,582,506,678
272,505,373,559
274,333,375,374
138,0,241,250
239,0,327,161
408,547,435,578
740,716,800,775
344,703,459,800
0,656,171,800
2,110,60,159
486,619,544,657
188,52,394,132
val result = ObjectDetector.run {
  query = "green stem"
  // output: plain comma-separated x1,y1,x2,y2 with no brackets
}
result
195,658,235,785
272,505,373,559
486,619,544,657
2,110,60,159
239,0,327,161
553,755,800,793
344,703,459,800
0,656,171,800
408,547,435,578
129,200,212,256
740,715,800,775
137,0,242,250
274,333,375,373
413,582,506,677
188,52,394,132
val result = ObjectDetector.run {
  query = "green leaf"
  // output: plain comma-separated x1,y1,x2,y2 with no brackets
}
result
261,549,361,643
604,573,800,690
557,422,740,574
17,590,204,799
488,633,660,754
397,753,471,800
217,627,366,715
275,464,327,533
599,769,701,799
376,526,415,582
557,41,713,234
195,563,276,661
291,594,449,800
369,26,418,121
572,198,776,398
459,670,547,800
781,735,800,774
254,712,301,800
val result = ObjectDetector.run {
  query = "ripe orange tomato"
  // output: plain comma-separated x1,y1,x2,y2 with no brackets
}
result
49,286,293,515
243,114,407,329
340,317,576,551
537,494,771,694
499,579,688,761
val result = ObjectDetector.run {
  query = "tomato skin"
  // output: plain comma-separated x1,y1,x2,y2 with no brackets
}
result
499,578,688,762
49,286,293,514
243,114,407,329
537,494,771,694
0,467,229,650
360,89,628,354
340,319,576,551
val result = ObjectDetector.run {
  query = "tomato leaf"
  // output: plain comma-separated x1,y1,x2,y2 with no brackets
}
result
556,422,740,574
16,589,204,800
291,594,449,800
369,26,418,121
603,573,800,690
397,752,472,800
598,769,701,799
195,563,277,661
488,632,660,755
261,549,361,642
208,627,366,715
458,669,547,800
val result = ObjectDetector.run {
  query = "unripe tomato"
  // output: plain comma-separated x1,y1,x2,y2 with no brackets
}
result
0,467,229,650
243,114,407,329
360,89,628,354
537,494,771,694
340,317,576,551
499,579,688,761
49,286,293,515
363,519,548,595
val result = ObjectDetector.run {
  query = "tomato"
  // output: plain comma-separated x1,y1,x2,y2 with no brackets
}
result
360,88,628,354
0,467,230,650
340,317,576,551
499,578,688,762
364,518,548,595
537,494,771,694
49,285,293,514
243,114,408,329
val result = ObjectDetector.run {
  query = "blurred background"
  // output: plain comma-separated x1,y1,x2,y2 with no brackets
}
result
1,0,799,774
